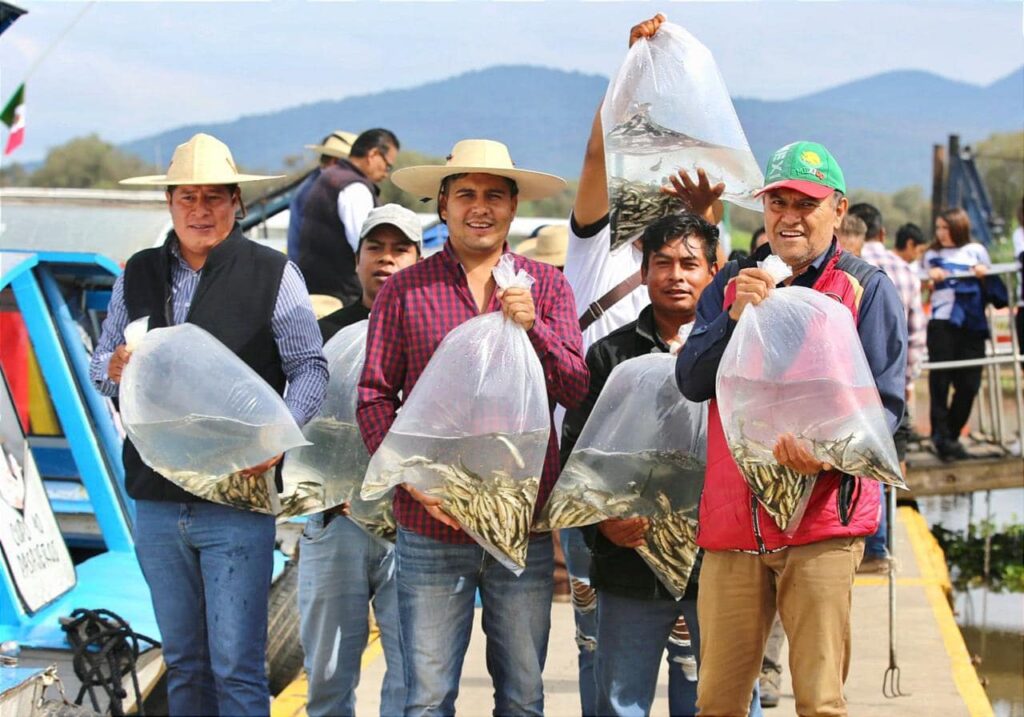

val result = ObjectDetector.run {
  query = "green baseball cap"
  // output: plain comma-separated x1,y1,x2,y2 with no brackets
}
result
755,141,846,199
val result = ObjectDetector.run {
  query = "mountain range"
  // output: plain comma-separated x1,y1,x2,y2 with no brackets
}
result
119,64,1024,193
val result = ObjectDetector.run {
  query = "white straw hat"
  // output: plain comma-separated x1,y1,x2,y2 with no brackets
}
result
120,133,283,186
305,130,358,159
391,139,566,202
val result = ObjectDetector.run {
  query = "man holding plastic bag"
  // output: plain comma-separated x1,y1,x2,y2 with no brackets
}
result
296,204,422,717
357,140,588,716
561,213,760,717
89,134,328,716
561,15,740,713
676,142,907,717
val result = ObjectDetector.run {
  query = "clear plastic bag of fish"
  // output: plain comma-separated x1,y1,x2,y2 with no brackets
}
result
279,321,370,519
361,255,550,574
602,21,763,250
716,285,905,535
539,354,706,597
348,492,398,546
119,318,309,513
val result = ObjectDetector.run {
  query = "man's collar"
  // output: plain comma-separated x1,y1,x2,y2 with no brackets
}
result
440,238,511,273
752,236,836,284
809,239,835,270
166,224,243,272
635,305,671,352
338,157,367,179
788,238,836,285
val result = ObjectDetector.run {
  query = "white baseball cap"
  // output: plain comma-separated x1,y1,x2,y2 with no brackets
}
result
359,204,423,248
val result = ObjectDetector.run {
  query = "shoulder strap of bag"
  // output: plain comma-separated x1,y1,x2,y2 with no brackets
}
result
579,270,643,332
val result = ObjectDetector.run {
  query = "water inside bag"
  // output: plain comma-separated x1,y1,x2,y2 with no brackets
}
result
362,428,550,574
362,429,550,500
552,447,704,523
127,416,302,477
279,418,369,518
605,105,763,249
720,376,904,487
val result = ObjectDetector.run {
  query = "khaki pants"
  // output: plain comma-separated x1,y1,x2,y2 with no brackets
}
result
696,537,865,717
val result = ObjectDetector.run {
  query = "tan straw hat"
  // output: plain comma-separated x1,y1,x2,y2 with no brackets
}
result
391,139,566,202
518,225,568,267
120,133,284,186
309,294,344,319
305,130,358,159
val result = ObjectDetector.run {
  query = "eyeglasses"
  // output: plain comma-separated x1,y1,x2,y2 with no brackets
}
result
376,147,394,173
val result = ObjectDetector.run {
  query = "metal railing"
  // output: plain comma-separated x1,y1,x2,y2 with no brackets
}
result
919,262,1023,456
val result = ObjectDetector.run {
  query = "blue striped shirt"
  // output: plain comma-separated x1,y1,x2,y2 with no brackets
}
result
90,240,328,426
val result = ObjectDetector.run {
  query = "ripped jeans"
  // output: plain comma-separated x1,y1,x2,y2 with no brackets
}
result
561,528,598,716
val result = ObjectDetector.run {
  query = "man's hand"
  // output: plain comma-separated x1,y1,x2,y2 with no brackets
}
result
772,434,831,476
629,13,666,47
241,453,283,479
403,483,461,531
598,517,648,548
498,287,536,331
107,345,132,384
663,169,725,224
728,268,775,321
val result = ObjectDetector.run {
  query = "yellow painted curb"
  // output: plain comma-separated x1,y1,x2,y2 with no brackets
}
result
853,575,930,587
900,507,994,717
271,624,384,717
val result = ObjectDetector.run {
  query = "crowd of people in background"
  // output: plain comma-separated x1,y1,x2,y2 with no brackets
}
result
85,12,1024,717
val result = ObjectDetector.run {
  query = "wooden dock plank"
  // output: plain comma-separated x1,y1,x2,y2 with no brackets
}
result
906,452,1023,497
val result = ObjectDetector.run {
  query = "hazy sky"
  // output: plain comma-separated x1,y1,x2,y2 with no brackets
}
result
0,1,1021,162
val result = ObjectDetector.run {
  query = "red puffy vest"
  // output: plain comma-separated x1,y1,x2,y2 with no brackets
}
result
697,250,882,553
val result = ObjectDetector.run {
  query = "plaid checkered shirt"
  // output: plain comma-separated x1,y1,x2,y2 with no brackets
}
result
357,241,588,542
860,241,926,382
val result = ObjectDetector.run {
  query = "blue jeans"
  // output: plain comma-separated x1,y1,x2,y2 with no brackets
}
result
133,500,275,717
395,528,554,717
595,591,762,717
865,483,888,559
560,528,597,717
298,514,405,717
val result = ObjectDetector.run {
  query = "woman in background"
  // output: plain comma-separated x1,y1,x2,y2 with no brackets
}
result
924,207,991,461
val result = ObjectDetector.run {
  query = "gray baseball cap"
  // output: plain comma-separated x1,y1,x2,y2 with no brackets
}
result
359,204,423,247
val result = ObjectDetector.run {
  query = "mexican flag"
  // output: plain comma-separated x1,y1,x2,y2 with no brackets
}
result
1,84,25,156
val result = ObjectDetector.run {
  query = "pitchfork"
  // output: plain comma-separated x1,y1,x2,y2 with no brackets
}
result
882,485,909,698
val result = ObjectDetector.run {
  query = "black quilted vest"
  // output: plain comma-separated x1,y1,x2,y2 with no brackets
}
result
120,226,287,501
296,159,379,304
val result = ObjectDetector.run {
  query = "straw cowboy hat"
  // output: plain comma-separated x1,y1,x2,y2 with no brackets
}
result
305,130,358,159
518,224,568,267
120,133,283,186
391,139,566,202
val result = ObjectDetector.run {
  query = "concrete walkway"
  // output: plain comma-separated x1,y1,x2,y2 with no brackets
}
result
768,507,992,717
273,508,993,717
